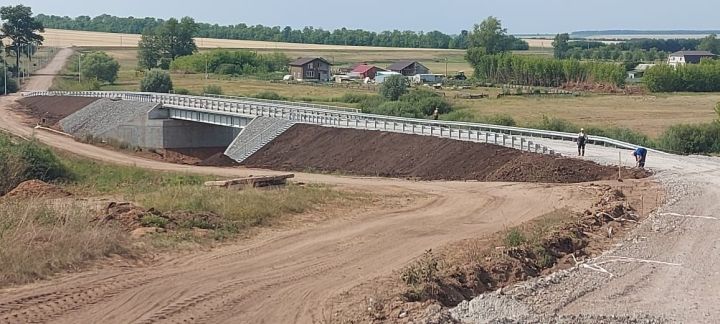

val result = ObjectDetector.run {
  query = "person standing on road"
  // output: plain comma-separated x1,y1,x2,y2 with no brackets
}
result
577,128,588,156
633,147,648,168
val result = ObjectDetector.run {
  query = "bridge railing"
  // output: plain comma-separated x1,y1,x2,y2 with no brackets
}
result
203,93,361,113
24,90,660,154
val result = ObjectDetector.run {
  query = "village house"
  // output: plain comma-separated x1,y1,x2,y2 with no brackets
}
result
289,57,332,82
351,64,385,80
387,60,430,76
667,51,717,67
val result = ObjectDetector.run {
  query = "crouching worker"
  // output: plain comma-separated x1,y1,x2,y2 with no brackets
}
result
632,147,648,168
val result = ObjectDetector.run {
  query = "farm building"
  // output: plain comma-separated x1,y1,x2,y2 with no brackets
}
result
387,61,430,76
627,63,655,79
667,51,717,67
375,71,403,84
289,57,332,82
411,74,444,84
351,64,385,80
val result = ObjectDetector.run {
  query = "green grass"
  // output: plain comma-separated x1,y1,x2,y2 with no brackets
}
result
59,152,208,195
132,184,350,231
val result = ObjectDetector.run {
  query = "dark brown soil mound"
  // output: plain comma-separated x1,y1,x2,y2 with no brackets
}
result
4,180,71,199
17,96,98,127
198,152,240,167
243,125,651,183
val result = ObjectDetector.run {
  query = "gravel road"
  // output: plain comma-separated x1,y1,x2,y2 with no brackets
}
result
450,139,720,323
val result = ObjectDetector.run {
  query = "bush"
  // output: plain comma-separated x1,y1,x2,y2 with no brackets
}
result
203,84,223,95
335,93,377,104
254,91,287,100
372,101,424,118
505,228,526,247
644,61,720,92
80,51,120,84
140,70,173,93
399,89,453,115
379,75,409,100
657,123,720,154
169,50,289,75
479,114,517,126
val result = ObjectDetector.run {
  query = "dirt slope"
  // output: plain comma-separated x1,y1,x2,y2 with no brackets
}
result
16,96,98,127
243,124,650,183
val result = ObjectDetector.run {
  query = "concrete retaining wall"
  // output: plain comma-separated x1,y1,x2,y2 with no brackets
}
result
60,99,240,149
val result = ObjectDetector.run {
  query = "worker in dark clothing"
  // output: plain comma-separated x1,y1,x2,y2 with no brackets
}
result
633,147,648,168
577,128,588,156
432,108,439,120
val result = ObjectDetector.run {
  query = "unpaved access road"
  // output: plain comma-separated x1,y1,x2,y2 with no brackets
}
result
1,49,719,323
0,49,610,323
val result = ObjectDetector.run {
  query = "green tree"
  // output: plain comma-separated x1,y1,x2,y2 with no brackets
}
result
137,17,198,70
80,51,120,83
140,70,173,93
552,33,570,59
0,5,44,75
468,16,511,55
698,34,720,54
379,75,408,101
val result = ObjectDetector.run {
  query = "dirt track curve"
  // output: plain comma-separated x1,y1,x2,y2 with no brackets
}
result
2,48,720,323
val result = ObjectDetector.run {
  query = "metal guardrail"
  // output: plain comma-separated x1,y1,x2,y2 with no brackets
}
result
23,90,657,154
204,93,361,113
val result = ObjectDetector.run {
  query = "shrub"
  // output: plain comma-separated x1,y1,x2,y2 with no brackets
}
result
203,84,223,95
335,93,377,104
657,123,720,154
140,70,173,93
479,114,517,126
254,91,287,100
214,63,240,75
644,61,720,92
372,101,424,118
505,228,526,247
357,95,388,112
80,51,120,84
379,75,409,100
399,89,453,115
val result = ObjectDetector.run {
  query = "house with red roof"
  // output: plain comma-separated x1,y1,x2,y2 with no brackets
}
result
351,64,385,80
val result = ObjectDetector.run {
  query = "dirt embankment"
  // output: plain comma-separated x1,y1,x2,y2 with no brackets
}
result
16,96,98,128
243,124,650,183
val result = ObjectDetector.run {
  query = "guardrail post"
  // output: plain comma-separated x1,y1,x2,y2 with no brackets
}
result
528,141,533,152
535,144,541,153
502,135,507,146
511,136,516,148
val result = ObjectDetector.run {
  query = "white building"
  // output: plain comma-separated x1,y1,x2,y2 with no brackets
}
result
667,51,717,67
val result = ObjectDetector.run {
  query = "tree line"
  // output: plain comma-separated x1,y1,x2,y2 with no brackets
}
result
552,34,720,62
643,60,720,92
35,14,531,50
170,50,289,75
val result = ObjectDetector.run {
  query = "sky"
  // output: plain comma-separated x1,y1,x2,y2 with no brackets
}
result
7,0,720,35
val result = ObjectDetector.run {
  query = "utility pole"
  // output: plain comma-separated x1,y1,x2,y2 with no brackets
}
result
78,53,82,82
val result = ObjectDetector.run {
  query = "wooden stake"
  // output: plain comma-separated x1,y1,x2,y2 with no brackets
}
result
618,151,622,181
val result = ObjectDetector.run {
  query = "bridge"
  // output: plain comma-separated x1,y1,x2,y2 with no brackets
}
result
24,91,654,163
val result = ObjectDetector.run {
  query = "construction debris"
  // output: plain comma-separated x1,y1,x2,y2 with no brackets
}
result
204,174,294,189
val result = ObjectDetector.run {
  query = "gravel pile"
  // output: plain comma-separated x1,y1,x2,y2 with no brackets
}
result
59,99,159,137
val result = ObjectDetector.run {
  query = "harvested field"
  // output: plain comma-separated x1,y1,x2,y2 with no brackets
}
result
16,96,98,127
243,124,650,183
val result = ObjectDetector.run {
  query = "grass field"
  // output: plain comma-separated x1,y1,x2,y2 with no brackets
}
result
52,47,720,138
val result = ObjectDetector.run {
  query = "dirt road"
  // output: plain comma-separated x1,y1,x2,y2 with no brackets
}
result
0,48,606,323
3,48,718,323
